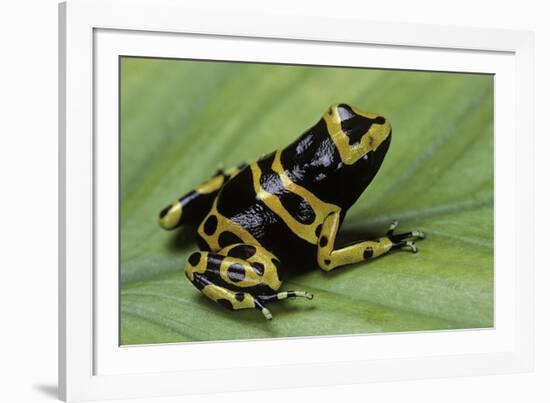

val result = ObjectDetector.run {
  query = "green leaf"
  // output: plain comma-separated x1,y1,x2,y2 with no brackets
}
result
120,58,493,344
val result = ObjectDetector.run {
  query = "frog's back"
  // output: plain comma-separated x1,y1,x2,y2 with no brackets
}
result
196,158,318,274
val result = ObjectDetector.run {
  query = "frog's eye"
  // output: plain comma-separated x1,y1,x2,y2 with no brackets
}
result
336,104,354,121
327,103,355,122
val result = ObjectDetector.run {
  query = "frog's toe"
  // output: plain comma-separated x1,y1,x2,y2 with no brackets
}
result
414,231,426,239
260,306,273,321
386,220,426,244
386,220,399,234
282,290,314,300
258,290,314,304
391,240,418,253
302,291,314,300
403,240,418,253
391,230,425,242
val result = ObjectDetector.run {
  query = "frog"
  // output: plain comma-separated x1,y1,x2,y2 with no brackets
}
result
158,103,425,320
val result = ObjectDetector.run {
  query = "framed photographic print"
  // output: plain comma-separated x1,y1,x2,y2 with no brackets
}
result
59,0,534,401
119,58,494,340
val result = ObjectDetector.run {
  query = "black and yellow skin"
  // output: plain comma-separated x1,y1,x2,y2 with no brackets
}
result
159,103,425,320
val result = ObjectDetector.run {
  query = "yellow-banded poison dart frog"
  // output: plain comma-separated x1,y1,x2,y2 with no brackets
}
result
159,103,425,320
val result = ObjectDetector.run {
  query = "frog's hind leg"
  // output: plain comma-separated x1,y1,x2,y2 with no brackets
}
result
159,171,226,230
184,244,313,320
159,163,247,230
317,213,425,271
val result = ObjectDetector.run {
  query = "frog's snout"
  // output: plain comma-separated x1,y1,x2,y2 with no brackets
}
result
159,201,182,230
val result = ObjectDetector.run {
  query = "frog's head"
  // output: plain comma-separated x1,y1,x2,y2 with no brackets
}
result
323,103,392,165
322,103,392,208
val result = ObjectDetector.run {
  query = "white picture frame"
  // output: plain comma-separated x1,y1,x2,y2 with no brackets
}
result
59,0,534,401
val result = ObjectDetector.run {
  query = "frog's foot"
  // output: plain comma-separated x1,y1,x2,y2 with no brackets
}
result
317,211,427,271
386,220,426,253
258,290,314,304
256,291,314,320
255,291,314,320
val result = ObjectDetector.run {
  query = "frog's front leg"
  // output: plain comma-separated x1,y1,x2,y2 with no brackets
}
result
184,244,313,320
159,164,246,230
317,212,425,271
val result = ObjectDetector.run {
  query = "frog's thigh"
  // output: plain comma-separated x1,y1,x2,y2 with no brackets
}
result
185,246,283,292
184,244,313,319
159,176,225,231
184,250,274,319
316,212,394,271
159,164,249,231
